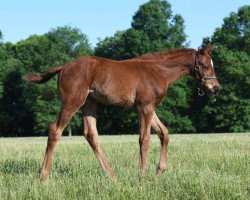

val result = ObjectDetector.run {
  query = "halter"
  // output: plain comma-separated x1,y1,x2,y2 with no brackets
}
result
194,52,217,96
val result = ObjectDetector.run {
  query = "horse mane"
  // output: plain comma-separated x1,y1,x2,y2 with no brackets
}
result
137,48,195,60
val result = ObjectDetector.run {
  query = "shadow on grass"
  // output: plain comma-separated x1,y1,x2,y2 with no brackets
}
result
0,157,104,180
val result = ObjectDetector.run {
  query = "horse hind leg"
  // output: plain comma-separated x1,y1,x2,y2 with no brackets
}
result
39,92,89,181
83,97,116,180
151,112,169,175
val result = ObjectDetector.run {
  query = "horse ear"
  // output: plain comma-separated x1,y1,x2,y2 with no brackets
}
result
204,44,213,54
198,44,213,55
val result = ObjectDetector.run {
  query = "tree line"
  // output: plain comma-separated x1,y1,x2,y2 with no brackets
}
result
0,0,249,136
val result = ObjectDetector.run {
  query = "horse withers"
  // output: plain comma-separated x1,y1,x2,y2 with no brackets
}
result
25,44,220,181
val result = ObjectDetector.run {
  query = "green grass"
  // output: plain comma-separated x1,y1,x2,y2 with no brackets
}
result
0,134,249,200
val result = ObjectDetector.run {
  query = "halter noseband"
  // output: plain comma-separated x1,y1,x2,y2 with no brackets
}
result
194,52,217,96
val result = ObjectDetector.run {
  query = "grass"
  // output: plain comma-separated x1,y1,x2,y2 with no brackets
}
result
0,133,249,200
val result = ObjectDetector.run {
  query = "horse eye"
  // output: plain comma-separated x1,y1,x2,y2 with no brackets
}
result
204,66,209,70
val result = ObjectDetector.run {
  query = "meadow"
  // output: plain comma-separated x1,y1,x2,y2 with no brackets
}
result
0,133,249,200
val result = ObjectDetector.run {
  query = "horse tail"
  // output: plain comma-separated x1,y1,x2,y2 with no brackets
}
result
24,66,64,84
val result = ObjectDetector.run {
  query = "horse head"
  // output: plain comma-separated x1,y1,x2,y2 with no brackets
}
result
193,44,220,96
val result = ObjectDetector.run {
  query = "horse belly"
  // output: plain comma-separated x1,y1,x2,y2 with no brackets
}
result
89,86,135,107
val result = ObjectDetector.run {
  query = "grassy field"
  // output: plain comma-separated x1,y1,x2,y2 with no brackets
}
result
0,133,249,200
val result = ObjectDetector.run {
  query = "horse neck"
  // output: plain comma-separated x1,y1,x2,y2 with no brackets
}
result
157,51,195,84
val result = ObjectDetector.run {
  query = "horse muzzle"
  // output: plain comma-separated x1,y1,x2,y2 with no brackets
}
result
207,85,220,96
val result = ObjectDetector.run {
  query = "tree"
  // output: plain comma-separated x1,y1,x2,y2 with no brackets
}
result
95,0,186,60
45,26,92,65
0,68,34,136
95,31,126,60
0,30,4,96
0,30,3,43
132,0,172,40
132,0,186,49
0,26,92,136
197,6,250,132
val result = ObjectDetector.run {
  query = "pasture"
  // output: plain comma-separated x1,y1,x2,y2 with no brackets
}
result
0,133,249,200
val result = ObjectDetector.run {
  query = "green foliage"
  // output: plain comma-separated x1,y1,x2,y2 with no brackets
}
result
132,0,172,40
211,6,250,53
0,68,34,136
0,26,92,136
45,26,93,64
132,0,186,48
157,78,196,133
199,6,250,132
0,134,249,199
0,30,3,43
95,0,186,60
95,31,126,60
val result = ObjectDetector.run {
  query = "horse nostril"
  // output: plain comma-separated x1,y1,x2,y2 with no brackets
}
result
213,86,220,95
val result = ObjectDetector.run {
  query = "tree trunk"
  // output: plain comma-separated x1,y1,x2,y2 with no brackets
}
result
68,128,72,137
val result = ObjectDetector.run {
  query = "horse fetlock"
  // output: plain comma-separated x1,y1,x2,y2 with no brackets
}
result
139,167,147,176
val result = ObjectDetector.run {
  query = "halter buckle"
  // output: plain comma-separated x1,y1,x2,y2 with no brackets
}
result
194,65,200,71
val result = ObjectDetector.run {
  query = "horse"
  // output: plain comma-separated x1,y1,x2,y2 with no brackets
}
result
25,44,220,181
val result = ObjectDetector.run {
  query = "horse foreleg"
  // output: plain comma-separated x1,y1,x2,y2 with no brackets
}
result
151,112,169,174
138,105,154,175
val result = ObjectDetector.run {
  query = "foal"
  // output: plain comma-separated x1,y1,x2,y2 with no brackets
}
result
25,44,220,180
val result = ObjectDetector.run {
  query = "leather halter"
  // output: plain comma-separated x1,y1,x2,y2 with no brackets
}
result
194,52,217,96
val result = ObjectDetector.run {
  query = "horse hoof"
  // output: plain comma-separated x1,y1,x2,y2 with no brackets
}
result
108,172,117,181
38,171,49,181
157,166,167,176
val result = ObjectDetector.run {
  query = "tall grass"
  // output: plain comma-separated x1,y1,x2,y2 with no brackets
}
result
0,134,249,200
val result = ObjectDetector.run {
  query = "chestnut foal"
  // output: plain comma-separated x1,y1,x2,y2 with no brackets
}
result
25,44,220,181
